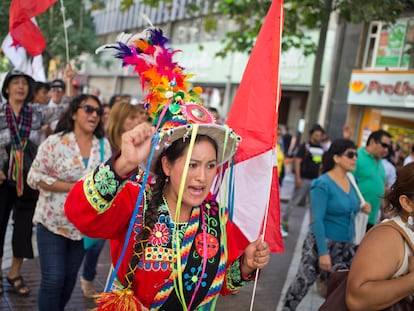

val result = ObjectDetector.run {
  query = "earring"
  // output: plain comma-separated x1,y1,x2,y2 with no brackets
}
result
408,215,414,229
165,176,169,183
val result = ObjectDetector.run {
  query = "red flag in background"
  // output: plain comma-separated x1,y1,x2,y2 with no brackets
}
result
9,0,56,56
225,1,284,253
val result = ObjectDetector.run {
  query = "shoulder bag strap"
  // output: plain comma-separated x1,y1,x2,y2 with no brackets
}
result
99,138,104,163
373,221,414,253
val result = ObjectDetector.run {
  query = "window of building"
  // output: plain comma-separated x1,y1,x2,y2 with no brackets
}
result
363,17,414,69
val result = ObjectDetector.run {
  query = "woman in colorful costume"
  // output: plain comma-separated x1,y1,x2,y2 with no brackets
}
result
64,24,270,310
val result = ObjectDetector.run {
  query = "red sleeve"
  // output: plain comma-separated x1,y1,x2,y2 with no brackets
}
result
64,179,140,241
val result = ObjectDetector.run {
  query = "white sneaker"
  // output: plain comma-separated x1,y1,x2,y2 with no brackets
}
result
281,225,288,238
80,276,97,298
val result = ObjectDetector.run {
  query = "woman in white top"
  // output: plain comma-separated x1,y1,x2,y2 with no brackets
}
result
27,94,111,311
346,162,414,310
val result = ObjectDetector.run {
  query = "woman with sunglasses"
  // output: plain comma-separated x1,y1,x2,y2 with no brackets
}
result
282,138,371,311
27,94,112,311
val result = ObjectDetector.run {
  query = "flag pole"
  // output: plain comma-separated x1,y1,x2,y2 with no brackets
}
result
249,2,284,310
60,0,70,62
59,0,71,95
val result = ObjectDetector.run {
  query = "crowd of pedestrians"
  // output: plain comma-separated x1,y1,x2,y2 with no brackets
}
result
0,66,155,309
277,118,414,310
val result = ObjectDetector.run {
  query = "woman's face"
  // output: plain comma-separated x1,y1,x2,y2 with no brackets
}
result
122,112,141,132
337,148,357,172
102,106,110,126
35,87,50,105
73,98,102,134
162,139,217,211
137,107,149,124
7,76,29,102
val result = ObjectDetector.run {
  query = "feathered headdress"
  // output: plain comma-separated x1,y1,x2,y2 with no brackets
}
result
96,19,240,170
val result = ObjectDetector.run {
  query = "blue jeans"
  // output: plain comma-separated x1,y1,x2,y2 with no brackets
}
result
36,223,85,311
82,239,105,281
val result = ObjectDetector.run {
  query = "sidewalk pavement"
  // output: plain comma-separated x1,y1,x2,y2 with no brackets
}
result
277,173,325,311
1,172,324,310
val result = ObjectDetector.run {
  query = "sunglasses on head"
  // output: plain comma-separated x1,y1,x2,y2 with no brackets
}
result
79,104,103,116
342,151,358,159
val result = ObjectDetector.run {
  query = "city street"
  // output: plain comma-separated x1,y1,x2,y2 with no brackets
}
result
0,174,324,310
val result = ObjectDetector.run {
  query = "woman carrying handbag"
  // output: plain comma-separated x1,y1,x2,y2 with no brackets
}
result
345,162,414,311
282,139,370,310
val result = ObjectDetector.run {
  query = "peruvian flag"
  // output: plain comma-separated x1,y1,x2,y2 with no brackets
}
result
2,32,47,82
226,1,284,253
9,0,57,56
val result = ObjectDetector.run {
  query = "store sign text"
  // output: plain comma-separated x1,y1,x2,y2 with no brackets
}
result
347,71,414,107
366,81,414,96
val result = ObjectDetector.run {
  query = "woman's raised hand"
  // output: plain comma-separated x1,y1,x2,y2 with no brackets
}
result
114,123,156,176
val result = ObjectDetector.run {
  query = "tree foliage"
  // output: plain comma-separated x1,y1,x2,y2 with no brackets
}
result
124,0,412,136
0,0,101,72
120,0,412,57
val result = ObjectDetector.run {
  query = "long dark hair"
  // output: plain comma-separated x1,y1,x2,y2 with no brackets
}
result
322,138,356,173
55,94,105,138
384,162,414,214
123,134,218,289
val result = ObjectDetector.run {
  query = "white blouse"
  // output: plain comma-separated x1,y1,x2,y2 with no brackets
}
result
27,131,111,240
384,216,414,278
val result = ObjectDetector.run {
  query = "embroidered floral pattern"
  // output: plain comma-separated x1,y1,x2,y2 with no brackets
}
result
204,201,218,217
174,223,188,241
94,164,119,196
184,266,207,291
226,256,255,291
158,213,173,231
149,223,170,246
195,233,219,259
84,172,111,214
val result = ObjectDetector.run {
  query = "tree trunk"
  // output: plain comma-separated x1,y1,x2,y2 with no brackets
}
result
302,0,333,139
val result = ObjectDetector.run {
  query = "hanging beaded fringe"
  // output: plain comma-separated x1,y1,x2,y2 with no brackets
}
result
93,237,150,311
93,288,149,311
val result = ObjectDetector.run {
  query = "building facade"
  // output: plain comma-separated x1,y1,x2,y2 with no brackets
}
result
343,16,414,152
85,0,337,136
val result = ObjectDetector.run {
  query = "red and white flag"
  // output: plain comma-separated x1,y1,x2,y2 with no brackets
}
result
9,0,56,56
1,32,30,71
225,1,284,253
2,31,47,82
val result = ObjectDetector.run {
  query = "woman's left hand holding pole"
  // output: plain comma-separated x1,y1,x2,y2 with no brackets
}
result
241,238,270,276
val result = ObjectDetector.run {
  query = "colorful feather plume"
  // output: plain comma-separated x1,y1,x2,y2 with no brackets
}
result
96,25,203,127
